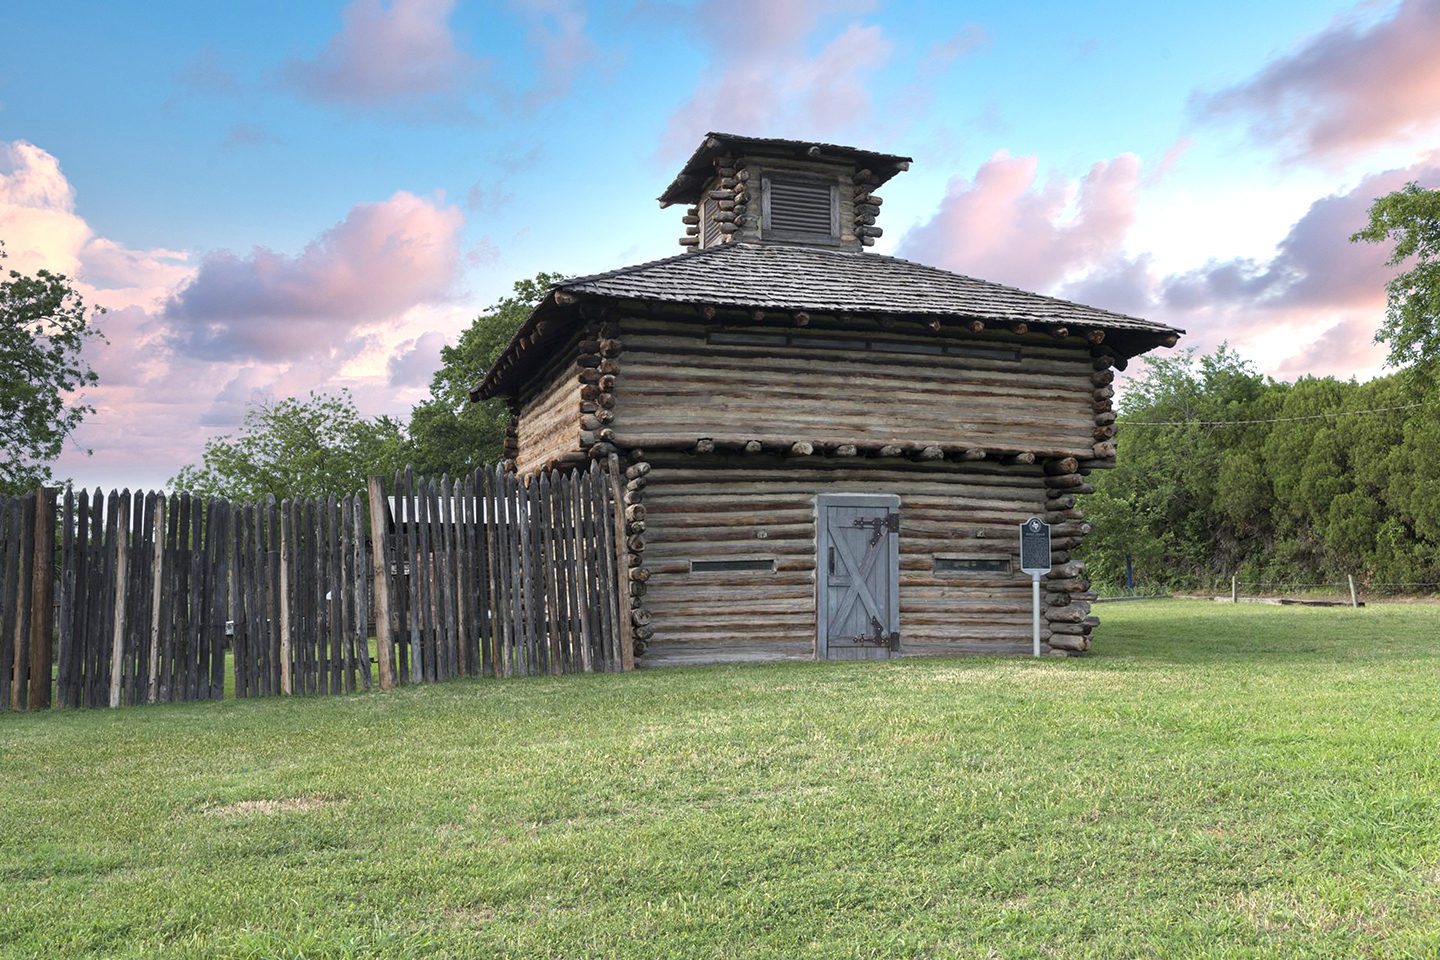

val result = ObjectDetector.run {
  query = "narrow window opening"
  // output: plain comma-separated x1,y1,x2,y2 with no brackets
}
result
689,558,777,574
934,557,1010,574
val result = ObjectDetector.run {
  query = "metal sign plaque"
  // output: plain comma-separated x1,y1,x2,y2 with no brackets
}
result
1019,517,1051,575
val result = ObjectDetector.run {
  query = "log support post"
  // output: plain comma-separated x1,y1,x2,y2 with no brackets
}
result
28,487,56,710
366,477,398,689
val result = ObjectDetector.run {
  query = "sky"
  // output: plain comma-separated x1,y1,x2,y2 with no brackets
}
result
3,0,1439,490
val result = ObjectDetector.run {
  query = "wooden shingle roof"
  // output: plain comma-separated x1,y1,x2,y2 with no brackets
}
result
473,243,1182,401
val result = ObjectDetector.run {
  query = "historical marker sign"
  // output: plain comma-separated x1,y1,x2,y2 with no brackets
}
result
1019,517,1051,657
1019,517,1051,575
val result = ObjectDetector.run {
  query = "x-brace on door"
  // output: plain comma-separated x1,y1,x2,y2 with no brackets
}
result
815,494,901,660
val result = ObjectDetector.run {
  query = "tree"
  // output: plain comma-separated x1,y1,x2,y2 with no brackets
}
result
1351,181,1440,382
404,271,563,475
171,389,407,502
0,241,104,494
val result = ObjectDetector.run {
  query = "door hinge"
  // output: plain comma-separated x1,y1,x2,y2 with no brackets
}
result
849,616,900,650
852,512,899,546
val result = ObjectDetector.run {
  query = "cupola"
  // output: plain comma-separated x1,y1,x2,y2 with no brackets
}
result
658,133,913,253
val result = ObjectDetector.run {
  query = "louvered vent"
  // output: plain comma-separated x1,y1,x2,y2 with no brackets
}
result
766,177,836,238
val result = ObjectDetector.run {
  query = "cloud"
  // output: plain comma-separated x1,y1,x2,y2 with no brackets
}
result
1196,0,1440,164
174,47,239,97
223,123,281,148
387,330,446,387
897,148,1440,381
898,150,1143,292
2,140,475,490
657,0,894,159
507,0,600,109
164,190,464,362
282,0,487,119
918,24,992,78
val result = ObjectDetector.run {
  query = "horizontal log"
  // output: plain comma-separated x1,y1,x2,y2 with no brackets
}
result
694,438,715,454
1045,495,1077,510
627,462,651,480
920,446,944,460
1045,561,1086,579
1094,424,1117,440
1004,452,1035,465
1093,440,1117,458
1043,457,1079,475
745,440,764,453
789,441,814,457
1048,634,1088,651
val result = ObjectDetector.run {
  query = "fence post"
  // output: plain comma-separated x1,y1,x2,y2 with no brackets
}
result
109,494,130,708
147,497,165,703
607,455,635,671
28,487,56,710
1348,574,1358,608
366,477,396,689
1231,575,1237,604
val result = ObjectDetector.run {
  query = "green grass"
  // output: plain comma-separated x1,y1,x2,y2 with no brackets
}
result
3,601,1440,958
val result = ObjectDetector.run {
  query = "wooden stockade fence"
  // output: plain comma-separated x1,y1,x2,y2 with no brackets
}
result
368,458,633,684
0,458,631,712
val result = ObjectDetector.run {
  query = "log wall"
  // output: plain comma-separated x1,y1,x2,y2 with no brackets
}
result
612,316,1098,458
639,454,1052,657
514,331,584,475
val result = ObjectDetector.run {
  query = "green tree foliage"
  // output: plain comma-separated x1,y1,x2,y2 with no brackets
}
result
1078,346,1440,593
1351,181,1440,382
403,271,563,475
171,390,406,502
0,242,104,494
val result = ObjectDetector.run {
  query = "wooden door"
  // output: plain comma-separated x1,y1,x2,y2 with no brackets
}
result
815,494,900,660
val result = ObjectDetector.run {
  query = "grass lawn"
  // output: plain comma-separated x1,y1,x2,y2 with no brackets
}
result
3,600,1439,958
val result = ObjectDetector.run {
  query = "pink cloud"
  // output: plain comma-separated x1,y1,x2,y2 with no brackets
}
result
1196,0,1440,164
164,191,464,362
898,150,1143,292
657,0,894,159
283,0,487,119
897,148,1440,381
3,140,473,490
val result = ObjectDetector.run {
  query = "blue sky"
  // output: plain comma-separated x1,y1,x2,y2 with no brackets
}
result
3,0,1438,488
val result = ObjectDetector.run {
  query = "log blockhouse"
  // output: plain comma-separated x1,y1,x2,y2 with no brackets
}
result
473,133,1182,664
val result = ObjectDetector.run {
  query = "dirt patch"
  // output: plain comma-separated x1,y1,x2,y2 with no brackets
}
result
206,795,340,817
